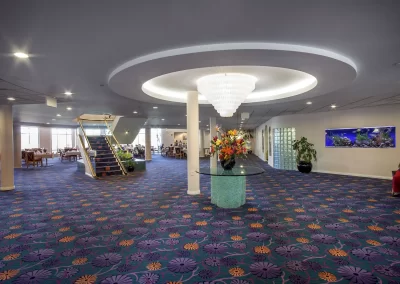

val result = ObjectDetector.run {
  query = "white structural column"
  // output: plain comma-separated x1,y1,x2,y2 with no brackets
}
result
145,127,152,161
0,105,15,191
13,124,21,168
187,91,200,195
199,129,205,158
209,117,217,168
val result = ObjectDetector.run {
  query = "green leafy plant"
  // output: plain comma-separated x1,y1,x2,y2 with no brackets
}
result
124,159,135,168
292,137,317,163
117,150,132,161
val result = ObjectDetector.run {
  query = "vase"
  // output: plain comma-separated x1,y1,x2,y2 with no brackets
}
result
297,161,312,173
220,157,236,170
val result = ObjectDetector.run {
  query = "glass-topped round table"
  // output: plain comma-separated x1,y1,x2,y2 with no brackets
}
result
196,166,264,208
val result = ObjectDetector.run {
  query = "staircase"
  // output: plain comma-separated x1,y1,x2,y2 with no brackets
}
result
87,136,125,177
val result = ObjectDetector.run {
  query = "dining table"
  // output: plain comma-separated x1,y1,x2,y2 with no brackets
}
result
34,152,54,166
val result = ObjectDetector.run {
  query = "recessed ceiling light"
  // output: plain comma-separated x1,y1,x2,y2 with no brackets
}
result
199,121,201,123
206,125,209,126
153,106,158,109
331,104,337,109
125,131,129,134
133,111,138,114
46,122,50,124
178,124,180,126
64,91,73,95
56,114,61,117
306,101,312,105
161,118,165,121
52,119,56,121
7,97,15,101
14,52,29,58
66,107,72,110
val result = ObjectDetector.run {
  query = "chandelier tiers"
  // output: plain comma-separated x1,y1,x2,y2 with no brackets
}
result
197,73,257,117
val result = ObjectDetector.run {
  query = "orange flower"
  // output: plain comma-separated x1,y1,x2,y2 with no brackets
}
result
366,240,381,246
338,218,349,223
318,271,337,282
248,208,258,212
3,253,20,261
183,214,191,218
51,215,64,220
74,274,97,284
294,208,305,212
136,212,144,216
59,236,76,243
72,257,88,265
203,206,212,211
59,227,70,232
229,267,245,277
96,217,108,221
144,218,155,224
147,262,162,270
112,230,122,235
160,205,169,208
119,239,134,247
284,217,294,222
368,225,383,231
9,213,22,218
196,221,207,226
342,209,354,213
10,225,21,230
231,235,243,241
166,282,183,284
254,246,270,254
184,243,199,250
4,233,21,239
169,233,180,238
232,216,241,220
250,223,263,229
308,223,321,230
296,238,310,243
0,270,19,281
328,249,347,257
92,211,101,215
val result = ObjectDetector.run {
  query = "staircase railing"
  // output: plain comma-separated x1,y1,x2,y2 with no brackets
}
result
78,119,92,151
104,135,127,175
77,134,97,178
104,120,124,151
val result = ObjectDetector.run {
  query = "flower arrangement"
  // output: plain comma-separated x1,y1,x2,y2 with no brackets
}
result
210,127,247,170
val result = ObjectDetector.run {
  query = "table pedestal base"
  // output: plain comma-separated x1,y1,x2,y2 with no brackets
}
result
211,176,246,208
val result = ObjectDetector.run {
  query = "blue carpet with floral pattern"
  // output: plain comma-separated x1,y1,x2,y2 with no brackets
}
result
0,154,399,284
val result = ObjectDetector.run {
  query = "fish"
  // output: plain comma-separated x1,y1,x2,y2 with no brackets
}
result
372,128,380,133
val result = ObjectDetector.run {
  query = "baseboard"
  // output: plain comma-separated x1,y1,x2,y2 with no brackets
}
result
0,185,15,191
313,170,391,180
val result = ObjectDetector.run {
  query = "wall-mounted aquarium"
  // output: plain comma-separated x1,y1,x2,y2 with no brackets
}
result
325,126,396,148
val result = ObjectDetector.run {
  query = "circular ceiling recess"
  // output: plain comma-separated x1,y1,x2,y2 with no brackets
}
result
142,66,317,104
108,42,357,105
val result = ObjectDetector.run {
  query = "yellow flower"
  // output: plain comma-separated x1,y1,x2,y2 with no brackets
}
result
144,218,155,224
0,270,19,281
285,197,294,201
284,217,294,222
59,227,70,232
195,221,207,226
120,204,129,208
229,267,245,277
203,206,212,211
112,230,123,235
338,218,349,223
366,240,381,246
52,209,61,213
215,139,221,146
368,225,383,231
92,211,101,215
296,238,310,243
342,209,354,213
9,213,22,218
51,215,64,220
368,198,377,202
136,212,144,216
318,271,337,282
74,274,97,284
254,246,271,254
294,208,305,212
246,197,255,200
3,253,20,261
232,216,241,220
119,239,134,247
72,257,88,265
308,223,321,230
10,225,21,230
184,243,199,250
248,208,258,212
192,202,198,205
160,205,169,208
183,214,191,218
3,233,21,239
147,262,162,271
81,203,91,207
169,233,180,238
96,217,108,221
59,236,76,243
328,249,347,257
231,235,243,241
320,205,329,208
250,223,263,229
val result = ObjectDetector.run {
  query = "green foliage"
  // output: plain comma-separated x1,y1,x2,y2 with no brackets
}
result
124,159,135,168
292,137,317,163
117,150,132,161
356,132,369,142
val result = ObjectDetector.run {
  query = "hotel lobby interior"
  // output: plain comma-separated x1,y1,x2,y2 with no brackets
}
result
1,1,400,283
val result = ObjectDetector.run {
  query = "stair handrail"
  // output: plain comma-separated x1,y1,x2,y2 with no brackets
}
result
104,119,124,151
78,134,97,178
78,119,92,151
104,135,127,175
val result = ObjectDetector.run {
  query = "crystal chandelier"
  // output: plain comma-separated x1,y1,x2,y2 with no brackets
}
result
197,73,257,117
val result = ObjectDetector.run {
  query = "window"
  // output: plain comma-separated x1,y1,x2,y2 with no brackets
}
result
85,129,101,136
151,128,161,148
132,128,145,146
52,128,73,152
21,126,39,149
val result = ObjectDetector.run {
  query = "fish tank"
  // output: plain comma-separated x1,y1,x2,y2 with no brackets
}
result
325,126,396,148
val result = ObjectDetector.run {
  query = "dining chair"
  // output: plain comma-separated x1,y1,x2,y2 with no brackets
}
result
175,147,183,159
25,151,42,168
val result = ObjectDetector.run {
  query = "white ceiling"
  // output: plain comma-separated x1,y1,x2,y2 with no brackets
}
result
1,0,400,130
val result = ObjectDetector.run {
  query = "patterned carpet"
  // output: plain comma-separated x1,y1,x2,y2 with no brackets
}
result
0,154,399,284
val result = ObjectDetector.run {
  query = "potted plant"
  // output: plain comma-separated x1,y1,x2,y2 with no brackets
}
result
210,127,247,170
292,137,317,173
124,159,135,172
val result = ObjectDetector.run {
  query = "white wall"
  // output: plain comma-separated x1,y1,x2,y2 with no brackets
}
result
254,104,400,179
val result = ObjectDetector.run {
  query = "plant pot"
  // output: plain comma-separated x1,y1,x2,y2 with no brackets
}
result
297,161,312,173
220,158,236,170
127,166,134,172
